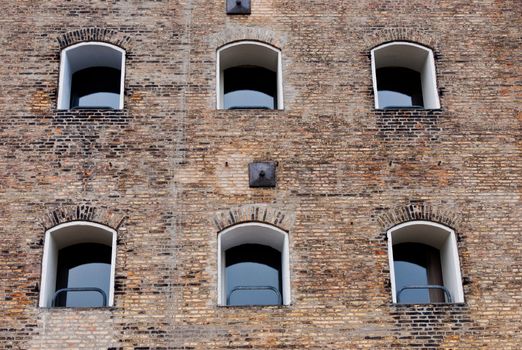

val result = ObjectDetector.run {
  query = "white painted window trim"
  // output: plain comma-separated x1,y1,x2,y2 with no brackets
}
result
387,220,464,304
216,41,284,110
217,222,291,306
39,221,117,308
57,41,126,110
371,41,440,110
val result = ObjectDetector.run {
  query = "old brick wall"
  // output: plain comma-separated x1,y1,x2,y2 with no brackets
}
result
0,0,520,349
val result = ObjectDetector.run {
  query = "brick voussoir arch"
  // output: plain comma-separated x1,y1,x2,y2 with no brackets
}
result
376,202,461,233
365,28,439,54
212,204,295,233
41,204,126,231
57,27,132,51
213,26,285,51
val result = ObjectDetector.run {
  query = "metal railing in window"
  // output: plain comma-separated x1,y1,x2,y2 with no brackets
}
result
71,106,115,110
396,284,452,304
51,287,108,307
382,105,425,110
227,285,282,305
227,106,272,110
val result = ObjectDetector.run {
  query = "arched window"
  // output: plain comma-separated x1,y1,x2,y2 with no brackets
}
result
39,222,117,308
387,221,464,304
218,223,290,306
216,41,283,110
57,42,125,110
371,42,440,109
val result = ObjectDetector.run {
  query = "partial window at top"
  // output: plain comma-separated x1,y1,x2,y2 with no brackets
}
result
217,41,283,110
58,42,125,110
371,42,440,109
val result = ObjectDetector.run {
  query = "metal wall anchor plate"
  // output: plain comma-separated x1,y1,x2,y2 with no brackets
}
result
249,161,276,188
226,0,251,15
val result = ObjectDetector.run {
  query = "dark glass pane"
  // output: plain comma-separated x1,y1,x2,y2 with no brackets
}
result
377,67,423,108
224,66,277,109
70,67,121,109
225,244,282,306
55,243,111,307
394,243,444,304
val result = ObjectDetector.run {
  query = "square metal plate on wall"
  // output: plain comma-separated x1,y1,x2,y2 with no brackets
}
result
248,161,276,188
226,0,251,15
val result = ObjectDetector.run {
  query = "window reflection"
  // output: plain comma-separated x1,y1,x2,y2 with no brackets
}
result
224,66,277,109
225,244,282,306
393,243,444,304
54,243,111,307
70,67,121,109
376,67,423,108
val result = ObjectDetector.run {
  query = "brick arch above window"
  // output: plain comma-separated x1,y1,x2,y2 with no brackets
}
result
364,28,439,55
376,202,461,233
213,27,284,51
212,204,295,233
57,28,132,51
41,204,126,231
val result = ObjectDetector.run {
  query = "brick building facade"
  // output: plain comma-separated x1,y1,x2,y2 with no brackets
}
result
0,1,520,349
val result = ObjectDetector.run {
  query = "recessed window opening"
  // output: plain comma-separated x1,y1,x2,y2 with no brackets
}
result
54,243,111,307
218,223,290,306
217,41,283,110
39,222,117,308
371,42,440,109
58,42,125,110
224,66,277,109
393,243,444,303
387,221,464,304
71,67,121,109
226,244,282,306
377,67,423,108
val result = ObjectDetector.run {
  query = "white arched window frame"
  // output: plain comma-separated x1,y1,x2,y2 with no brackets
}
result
39,221,117,307
371,41,440,109
387,220,464,304
217,222,291,306
216,41,284,110
57,41,126,110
